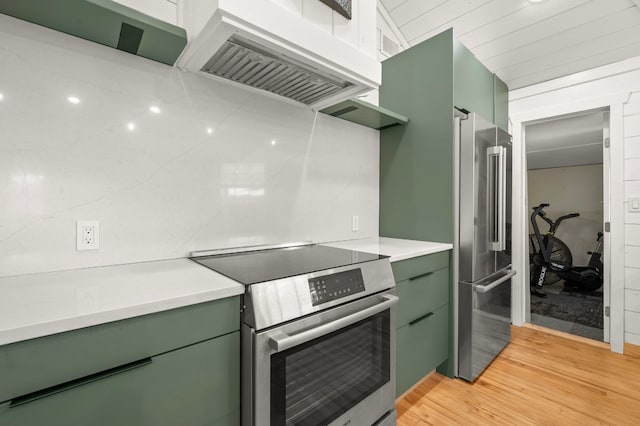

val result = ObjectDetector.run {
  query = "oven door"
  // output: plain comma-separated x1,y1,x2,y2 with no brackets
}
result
244,291,397,426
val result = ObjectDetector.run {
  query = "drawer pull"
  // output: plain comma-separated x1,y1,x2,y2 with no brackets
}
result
409,312,434,326
10,357,153,408
409,271,434,281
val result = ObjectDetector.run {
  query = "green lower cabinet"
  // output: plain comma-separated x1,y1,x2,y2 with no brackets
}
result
0,331,240,426
0,297,240,404
391,251,449,283
396,267,449,328
396,305,449,397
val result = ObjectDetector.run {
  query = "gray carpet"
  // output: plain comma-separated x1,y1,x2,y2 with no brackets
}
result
531,281,603,341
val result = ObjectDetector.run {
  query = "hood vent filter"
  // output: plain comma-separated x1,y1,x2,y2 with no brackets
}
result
201,36,353,105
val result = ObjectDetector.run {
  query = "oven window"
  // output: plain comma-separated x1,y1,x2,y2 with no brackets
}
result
270,310,391,426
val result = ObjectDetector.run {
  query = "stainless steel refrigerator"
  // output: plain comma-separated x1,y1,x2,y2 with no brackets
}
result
455,111,515,382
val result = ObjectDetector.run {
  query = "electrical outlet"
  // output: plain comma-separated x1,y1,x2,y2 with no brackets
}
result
629,197,640,212
77,220,100,251
352,215,360,232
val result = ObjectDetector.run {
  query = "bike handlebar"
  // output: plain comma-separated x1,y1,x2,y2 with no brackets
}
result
553,212,579,233
531,203,581,235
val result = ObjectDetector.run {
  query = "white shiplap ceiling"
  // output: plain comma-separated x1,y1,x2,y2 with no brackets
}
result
525,110,605,169
380,0,640,89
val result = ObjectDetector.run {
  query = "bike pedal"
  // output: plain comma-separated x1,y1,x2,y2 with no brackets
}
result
531,288,547,298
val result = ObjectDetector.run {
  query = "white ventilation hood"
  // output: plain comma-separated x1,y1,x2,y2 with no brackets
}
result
176,0,381,109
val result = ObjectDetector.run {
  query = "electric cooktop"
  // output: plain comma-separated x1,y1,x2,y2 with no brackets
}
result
190,244,385,286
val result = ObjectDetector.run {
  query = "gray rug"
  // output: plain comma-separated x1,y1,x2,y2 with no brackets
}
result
531,282,603,330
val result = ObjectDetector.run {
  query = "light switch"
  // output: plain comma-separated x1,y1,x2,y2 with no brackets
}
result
629,197,640,212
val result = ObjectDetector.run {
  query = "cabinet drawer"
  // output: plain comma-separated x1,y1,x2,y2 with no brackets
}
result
0,296,240,403
396,267,449,328
391,251,450,283
0,332,240,426
396,305,449,397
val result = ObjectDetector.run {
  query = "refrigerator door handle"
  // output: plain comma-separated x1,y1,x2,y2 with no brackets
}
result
487,145,507,251
473,270,516,293
487,145,506,251
497,145,507,251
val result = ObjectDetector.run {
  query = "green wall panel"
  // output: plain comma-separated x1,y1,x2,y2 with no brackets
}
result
453,38,494,122
379,29,454,243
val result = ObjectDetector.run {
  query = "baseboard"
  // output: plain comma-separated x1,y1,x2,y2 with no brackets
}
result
522,323,610,349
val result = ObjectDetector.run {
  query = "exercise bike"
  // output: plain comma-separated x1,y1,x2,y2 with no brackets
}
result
529,203,603,297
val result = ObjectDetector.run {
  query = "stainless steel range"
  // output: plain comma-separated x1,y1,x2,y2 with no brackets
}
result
192,243,397,426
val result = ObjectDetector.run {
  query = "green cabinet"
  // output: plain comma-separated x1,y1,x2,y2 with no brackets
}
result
0,297,240,426
396,268,449,329
392,252,450,397
380,28,508,244
494,75,509,131
453,39,495,123
0,332,239,426
380,30,507,383
379,29,454,244
396,305,449,397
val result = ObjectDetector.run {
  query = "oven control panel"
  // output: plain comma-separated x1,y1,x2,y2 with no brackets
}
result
308,268,365,306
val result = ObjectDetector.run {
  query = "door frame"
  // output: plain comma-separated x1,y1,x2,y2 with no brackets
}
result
510,92,628,353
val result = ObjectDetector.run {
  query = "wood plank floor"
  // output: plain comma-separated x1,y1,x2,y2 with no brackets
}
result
397,326,640,425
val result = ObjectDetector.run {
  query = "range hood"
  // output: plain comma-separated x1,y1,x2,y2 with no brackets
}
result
176,0,381,109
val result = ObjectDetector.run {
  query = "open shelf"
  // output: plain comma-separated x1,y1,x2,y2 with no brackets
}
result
0,0,187,65
320,98,408,130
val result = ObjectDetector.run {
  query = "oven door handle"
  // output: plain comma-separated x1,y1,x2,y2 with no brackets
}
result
268,294,399,352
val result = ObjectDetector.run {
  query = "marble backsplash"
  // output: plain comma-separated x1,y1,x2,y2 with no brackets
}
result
0,15,379,277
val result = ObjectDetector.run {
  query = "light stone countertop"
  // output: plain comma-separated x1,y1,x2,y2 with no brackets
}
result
322,237,452,262
0,259,244,346
0,238,452,347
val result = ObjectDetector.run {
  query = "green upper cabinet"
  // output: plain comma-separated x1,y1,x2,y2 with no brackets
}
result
379,29,508,243
379,29,454,244
453,38,495,123
494,74,509,131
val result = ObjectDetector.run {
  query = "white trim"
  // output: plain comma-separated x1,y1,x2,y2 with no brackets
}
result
610,98,628,353
376,0,410,49
452,116,461,376
603,110,611,344
511,119,527,326
510,93,628,353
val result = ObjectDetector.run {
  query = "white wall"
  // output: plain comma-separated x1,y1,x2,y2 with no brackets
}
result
624,92,640,345
528,165,603,265
510,56,640,352
0,14,380,278
355,1,410,106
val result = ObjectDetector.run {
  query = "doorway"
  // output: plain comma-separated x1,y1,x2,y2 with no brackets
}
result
524,108,608,341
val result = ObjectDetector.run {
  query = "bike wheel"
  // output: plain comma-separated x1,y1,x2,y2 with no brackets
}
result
529,234,572,285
